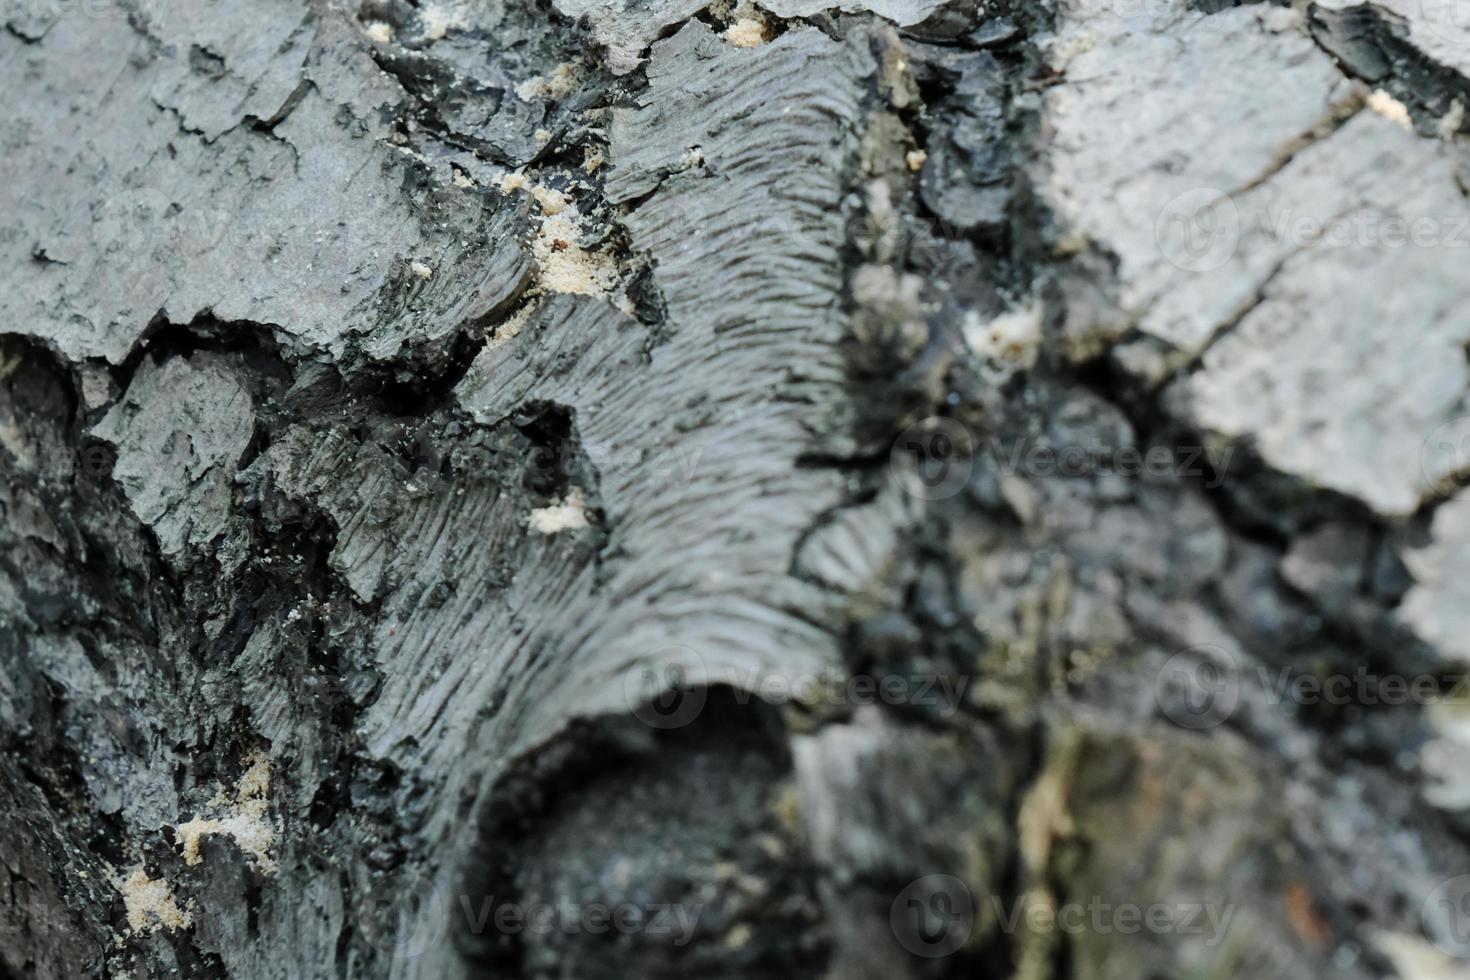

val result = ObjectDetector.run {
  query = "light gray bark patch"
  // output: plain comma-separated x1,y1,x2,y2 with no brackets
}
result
756,0,948,26
92,356,255,568
607,21,871,444
1165,114,1470,518
143,0,317,141
1036,0,1470,518
1037,0,1349,365
793,480,919,599
460,22,878,740
1400,492,1470,665
417,30,890,962
0,6,525,367
551,0,709,75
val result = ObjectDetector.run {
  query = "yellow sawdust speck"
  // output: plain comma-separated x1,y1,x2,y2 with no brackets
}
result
515,63,580,102
419,6,458,41
487,301,539,351
1440,99,1466,139
723,923,754,950
499,172,569,216
498,171,622,300
726,18,768,47
1368,89,1412,129
175,752,278,875
117,868,192,934
723,0,769,46
533,212,619,297
529,488,591,534
906,149,927,172
964,304,1043,366
531,185,569,215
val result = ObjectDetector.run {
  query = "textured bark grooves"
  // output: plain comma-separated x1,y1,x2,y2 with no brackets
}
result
6,0,1470,977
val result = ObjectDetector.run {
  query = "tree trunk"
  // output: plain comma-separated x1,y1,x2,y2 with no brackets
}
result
4,0,1470,978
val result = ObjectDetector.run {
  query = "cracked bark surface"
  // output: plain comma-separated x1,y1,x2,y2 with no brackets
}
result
5,0,1470,978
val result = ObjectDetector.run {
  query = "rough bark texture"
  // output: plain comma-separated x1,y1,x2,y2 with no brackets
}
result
5,0,1470,978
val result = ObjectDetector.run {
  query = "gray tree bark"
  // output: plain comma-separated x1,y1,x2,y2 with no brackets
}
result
5,0,1470,978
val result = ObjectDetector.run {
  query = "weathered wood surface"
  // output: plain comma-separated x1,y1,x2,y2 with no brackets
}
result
5,0,1470,978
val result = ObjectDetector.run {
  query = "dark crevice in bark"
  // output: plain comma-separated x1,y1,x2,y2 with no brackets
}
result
1309,0,1470,136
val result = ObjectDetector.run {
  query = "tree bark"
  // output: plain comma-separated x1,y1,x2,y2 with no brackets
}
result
4,0,1470,978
